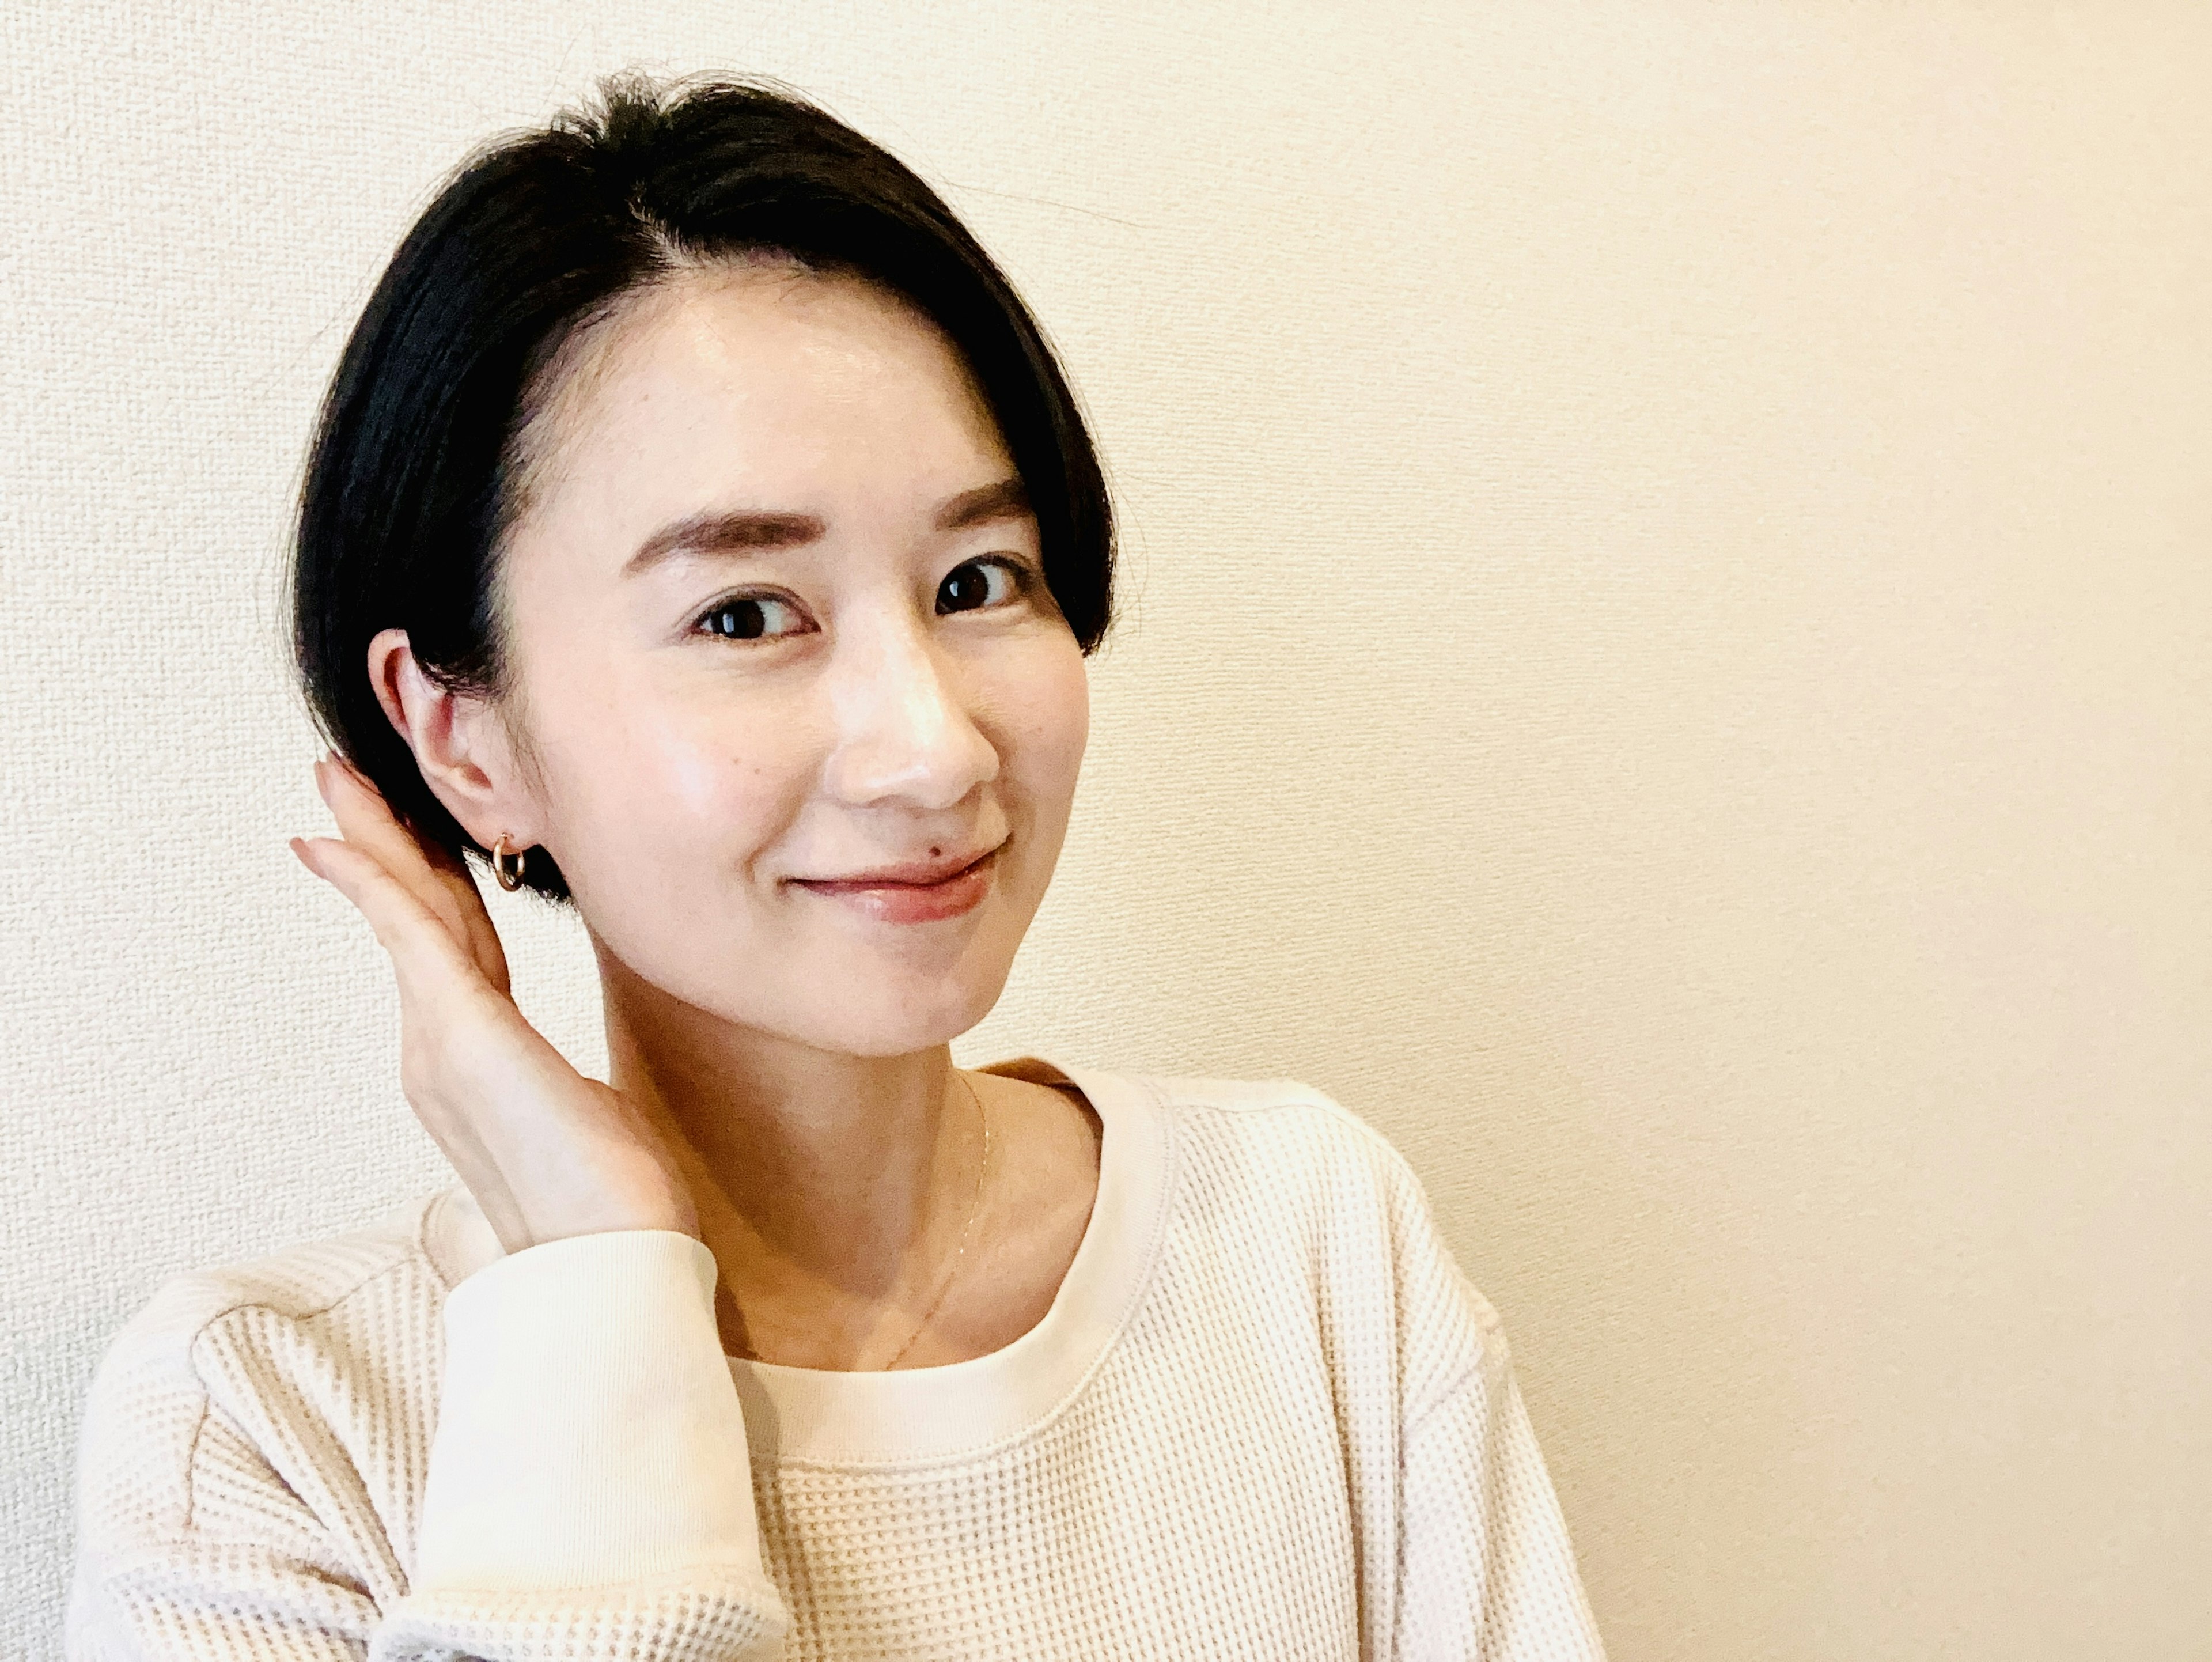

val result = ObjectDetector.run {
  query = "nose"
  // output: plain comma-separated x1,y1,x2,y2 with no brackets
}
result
818,602,999,813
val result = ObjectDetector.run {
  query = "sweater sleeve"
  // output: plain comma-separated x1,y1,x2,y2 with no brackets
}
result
1393,1314,1609,1662
66,1229,789,1662
1322,1101,1607,1661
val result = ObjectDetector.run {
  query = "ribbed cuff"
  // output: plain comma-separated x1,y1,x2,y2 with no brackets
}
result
415,1229,766,1593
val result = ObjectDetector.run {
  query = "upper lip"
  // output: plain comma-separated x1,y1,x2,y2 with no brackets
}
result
794,843,1001,887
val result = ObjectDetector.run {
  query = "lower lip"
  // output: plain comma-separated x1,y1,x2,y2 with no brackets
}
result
791,850,998,923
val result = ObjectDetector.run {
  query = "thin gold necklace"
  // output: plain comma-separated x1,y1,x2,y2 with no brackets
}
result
724,1073,992,1369
880,1070,991,1369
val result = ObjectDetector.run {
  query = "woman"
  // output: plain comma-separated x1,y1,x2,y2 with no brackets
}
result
67,72,1608,1660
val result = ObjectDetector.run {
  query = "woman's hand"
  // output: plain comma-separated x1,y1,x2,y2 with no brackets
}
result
290,752,700,1256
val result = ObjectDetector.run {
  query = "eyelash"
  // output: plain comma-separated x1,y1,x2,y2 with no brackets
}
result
691,555,1037,642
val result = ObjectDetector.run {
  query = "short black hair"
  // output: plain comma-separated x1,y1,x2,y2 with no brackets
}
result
289,70,1115,906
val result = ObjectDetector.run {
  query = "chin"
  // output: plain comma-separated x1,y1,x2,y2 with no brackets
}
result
790,966,1011,1058
771,885,1040,1057
706,913,1021,1056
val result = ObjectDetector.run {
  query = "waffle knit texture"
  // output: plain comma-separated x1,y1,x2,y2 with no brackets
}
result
65,1057,1608,1661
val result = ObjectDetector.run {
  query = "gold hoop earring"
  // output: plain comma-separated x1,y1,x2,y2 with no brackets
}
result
490,834,528,892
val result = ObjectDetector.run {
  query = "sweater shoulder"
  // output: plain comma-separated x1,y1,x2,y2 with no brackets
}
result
75,1190,452,1544
93,1189,448,1382
1122,1067,1512,1413
1130,1069,1437,1209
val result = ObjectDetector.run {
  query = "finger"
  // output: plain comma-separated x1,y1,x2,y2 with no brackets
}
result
298,827,535,1084
297,831,597,1150
294,832,550,1240
380,781,521,998
317,758,511,993
401,816,514,998
316,758,452,912
318,752,495,960
435,839,515,998
292,832,494,1013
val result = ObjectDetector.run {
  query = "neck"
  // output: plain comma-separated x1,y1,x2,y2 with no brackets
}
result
592,941,984,1360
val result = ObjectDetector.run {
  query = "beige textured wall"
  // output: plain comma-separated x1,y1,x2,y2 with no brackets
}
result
6,3,2206,1656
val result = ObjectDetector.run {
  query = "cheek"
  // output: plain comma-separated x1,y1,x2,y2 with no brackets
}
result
540,672,815,873
655,723,782,827
1003,643,1090,816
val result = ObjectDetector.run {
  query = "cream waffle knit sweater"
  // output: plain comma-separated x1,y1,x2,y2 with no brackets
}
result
65,1057,1608,1661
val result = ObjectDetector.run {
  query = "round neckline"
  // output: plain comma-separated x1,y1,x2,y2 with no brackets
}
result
722,1055,1172,1469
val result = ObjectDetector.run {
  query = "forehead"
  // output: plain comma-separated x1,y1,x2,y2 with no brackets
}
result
513,263,1009,522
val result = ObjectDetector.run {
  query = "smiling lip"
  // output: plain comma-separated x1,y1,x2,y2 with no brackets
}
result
790,845,1001,923
795,845,1000,888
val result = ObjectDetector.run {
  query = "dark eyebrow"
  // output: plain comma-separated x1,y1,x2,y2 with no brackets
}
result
934,476,1031,531
622,476,1032,580
622,508,826,579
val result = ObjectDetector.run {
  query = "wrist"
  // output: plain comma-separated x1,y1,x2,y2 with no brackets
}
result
519,1188,701,1250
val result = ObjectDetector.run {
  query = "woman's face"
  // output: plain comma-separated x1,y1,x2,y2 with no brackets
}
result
479,261,1089,1056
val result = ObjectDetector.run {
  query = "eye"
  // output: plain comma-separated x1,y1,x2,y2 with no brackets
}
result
695,593,809,641
937,556,1029,615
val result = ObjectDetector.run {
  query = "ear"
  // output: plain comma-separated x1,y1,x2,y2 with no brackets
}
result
365,628,546,852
